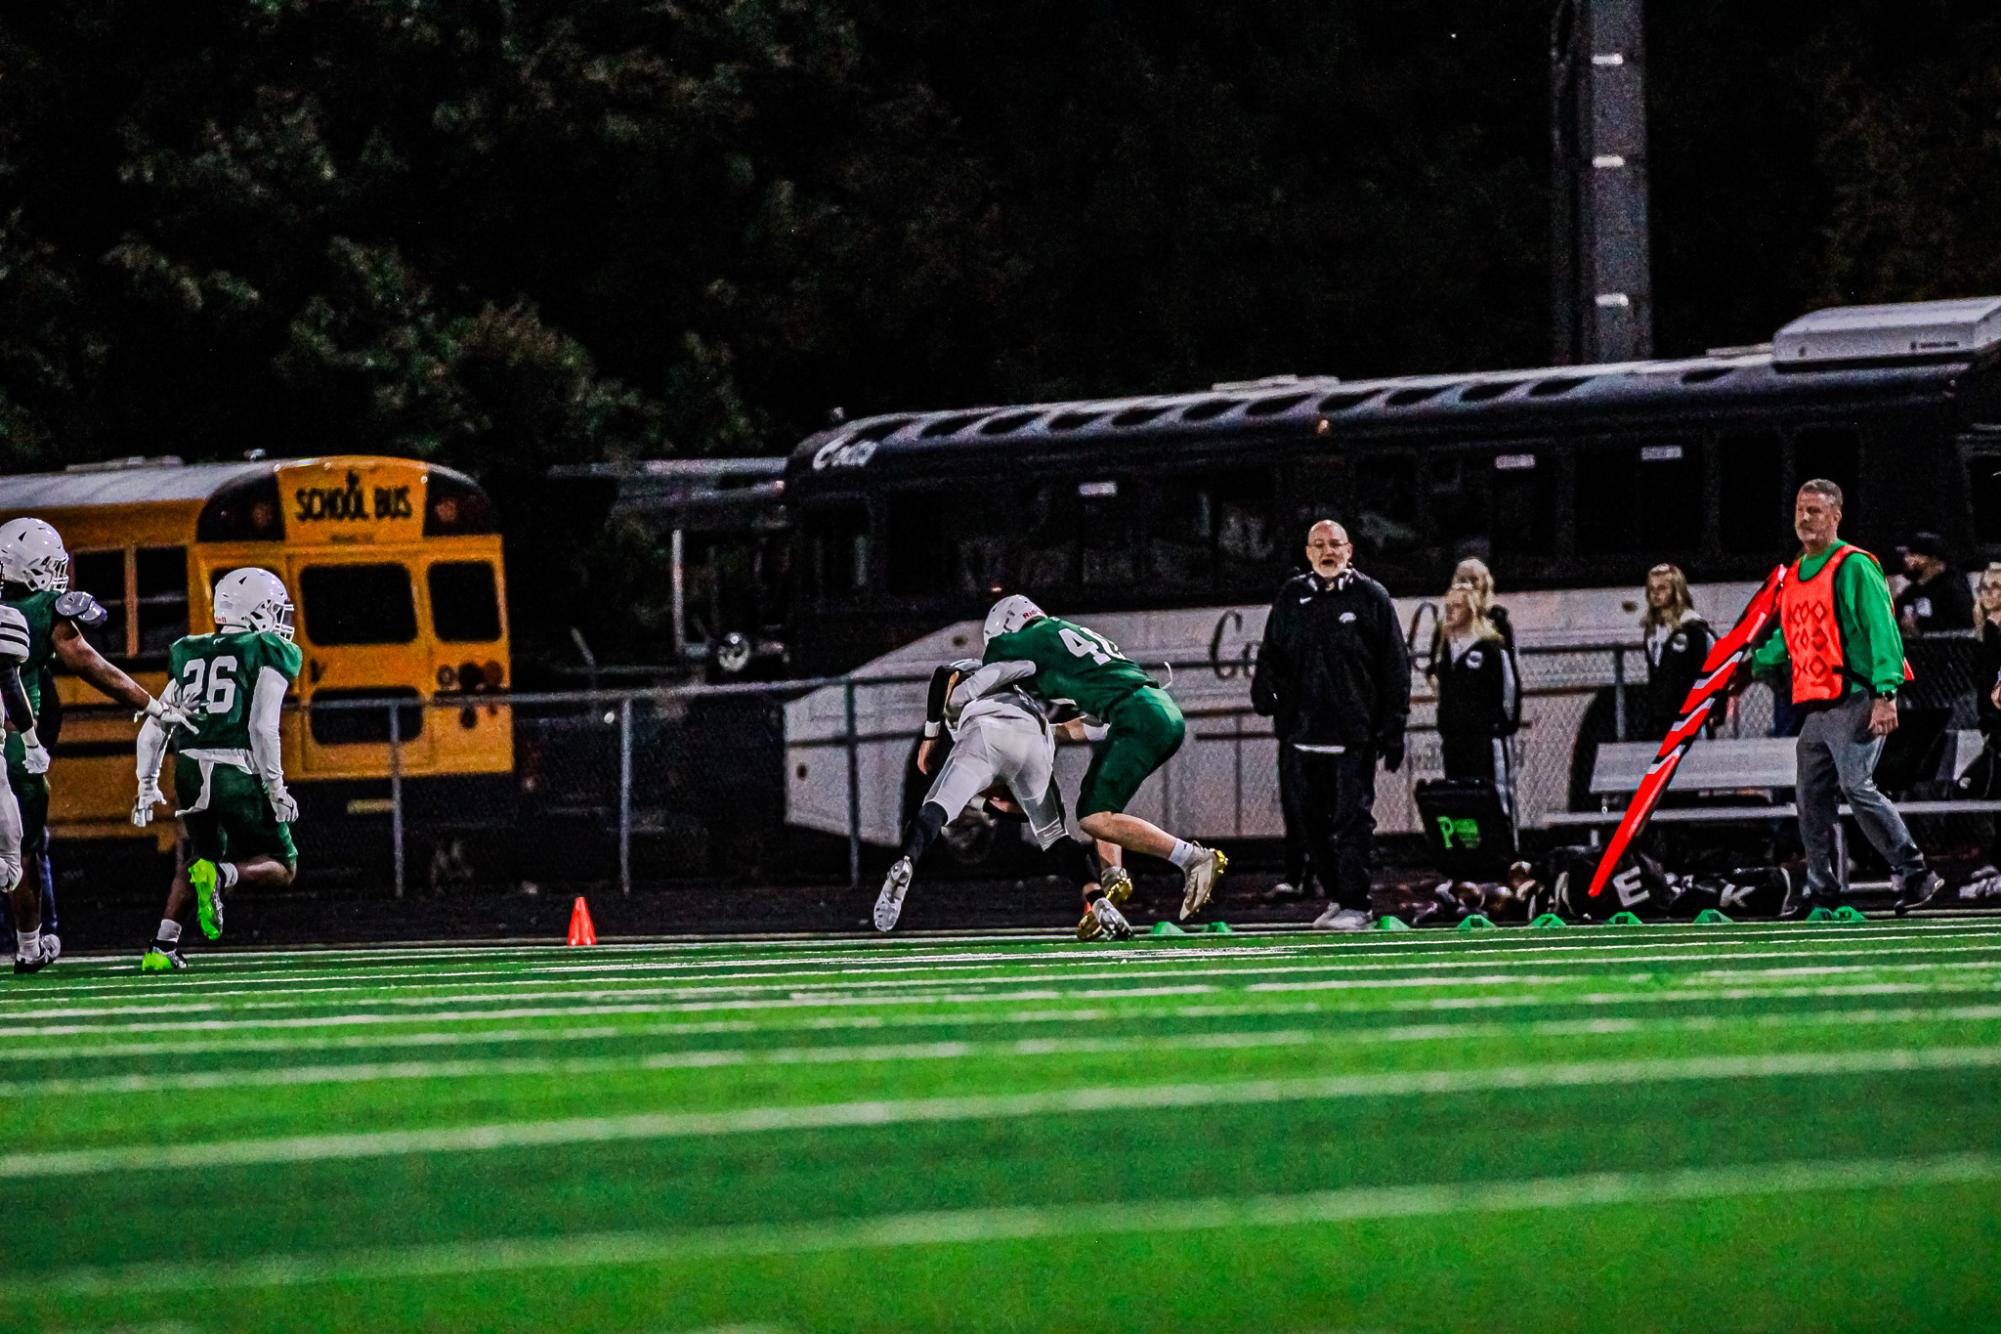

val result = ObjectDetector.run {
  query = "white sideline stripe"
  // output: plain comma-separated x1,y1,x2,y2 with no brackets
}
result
19,975,1999,1041
16,944,2001,1020
34,1149,2001,1295
24,926,2001,1002
22,980,1999,1061
15,1005,2001,1099
8,1043,2000,1179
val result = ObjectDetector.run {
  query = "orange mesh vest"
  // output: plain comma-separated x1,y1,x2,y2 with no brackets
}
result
1779,544,1897,704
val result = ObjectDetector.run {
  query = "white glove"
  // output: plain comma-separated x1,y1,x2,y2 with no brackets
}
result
141,694,197,736
265,781,299,823
132,776,165,828
19,728,50,775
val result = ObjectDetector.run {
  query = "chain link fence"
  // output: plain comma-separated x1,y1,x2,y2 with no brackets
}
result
299,633,1997,896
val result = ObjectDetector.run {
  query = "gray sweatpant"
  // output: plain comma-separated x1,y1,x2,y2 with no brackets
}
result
1797,691,1925,894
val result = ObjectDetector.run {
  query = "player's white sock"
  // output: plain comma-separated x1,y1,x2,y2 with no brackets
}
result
1167,839,1203,870
219,862,240,889
16,928,39,961
157,920,182,945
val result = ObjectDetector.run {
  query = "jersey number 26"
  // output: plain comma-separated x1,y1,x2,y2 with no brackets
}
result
179,656,239,716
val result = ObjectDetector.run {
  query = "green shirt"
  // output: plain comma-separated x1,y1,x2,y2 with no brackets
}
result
0,589,58,713
983,616,1154,718
168,630,303,751
1749,542,1906,695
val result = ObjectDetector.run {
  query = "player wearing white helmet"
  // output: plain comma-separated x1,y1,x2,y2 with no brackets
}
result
874,658,1132,939
134,568,302,970
952,594,1227,921
0,517,196,974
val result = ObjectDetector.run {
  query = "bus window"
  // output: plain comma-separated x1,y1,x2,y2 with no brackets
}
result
1019,478,1143,590
1294,453,1423,584
1154,470,1276,590
1793,426,1859,506
886,490,1013,596
299,564,418,645
427,561,502,642
1426,448,1557,568
135,547,189,660
69,549,125,659
801,503,869,600
1718,431,1786,553
1965,445,2001,548
1578,441,1703,556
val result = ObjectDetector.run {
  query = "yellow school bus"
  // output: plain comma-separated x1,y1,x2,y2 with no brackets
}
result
0,455,512,847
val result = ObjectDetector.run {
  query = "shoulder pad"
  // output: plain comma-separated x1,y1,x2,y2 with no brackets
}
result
54,591,108,627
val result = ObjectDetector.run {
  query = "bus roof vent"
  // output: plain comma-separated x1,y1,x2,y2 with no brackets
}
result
1049,409,1108,431
1386,384,1450,407
1316,389,1378,414
1110,404,1172,428
1243,391,1312,417
918,411,987,439
1526,375,1592,397
1774,296,2001,366
1180,397,1242,423
852,416,914,443
976,410,1041,436
1458,380,1517,403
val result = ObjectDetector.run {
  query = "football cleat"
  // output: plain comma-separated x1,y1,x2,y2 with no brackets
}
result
13,933,60,974
1312,906,1373,932
189,859,226,940
1177,846,1227,920
874,857,913,933
140,945,189,972
1077,895,1133,942
1099,865,1133,908
1892,869,1944,917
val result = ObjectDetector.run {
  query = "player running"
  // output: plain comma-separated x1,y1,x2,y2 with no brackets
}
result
952,596,1225,920
1,518,194,975
0,603,44,972
133,568,303,971
875,658,1134,939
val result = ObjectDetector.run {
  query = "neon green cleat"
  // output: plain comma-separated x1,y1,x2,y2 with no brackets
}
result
140,946,188,972
189,859,225,940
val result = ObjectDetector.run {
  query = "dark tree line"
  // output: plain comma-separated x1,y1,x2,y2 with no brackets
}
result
2,1,1996,477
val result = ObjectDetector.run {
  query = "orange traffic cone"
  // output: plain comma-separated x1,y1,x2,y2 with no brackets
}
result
567,896,598,947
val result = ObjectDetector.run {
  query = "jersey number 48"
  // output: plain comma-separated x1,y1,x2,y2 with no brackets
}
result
1060,627,1125,665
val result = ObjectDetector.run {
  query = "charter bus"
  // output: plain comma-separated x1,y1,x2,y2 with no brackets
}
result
0,455,512,861
777,295,2001,848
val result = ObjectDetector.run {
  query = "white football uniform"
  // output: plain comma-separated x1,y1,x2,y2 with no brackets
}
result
922,687,1069,850
0,603,28,891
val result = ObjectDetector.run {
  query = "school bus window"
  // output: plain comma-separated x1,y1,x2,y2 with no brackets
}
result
135,547,189,659
299,565,417,645
427,561,502,642
70,550,126,659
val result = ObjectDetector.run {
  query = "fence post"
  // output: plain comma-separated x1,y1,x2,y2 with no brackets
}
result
845,677,861,893
388,700,405,899
618,695,634,897
1612,646,1628,741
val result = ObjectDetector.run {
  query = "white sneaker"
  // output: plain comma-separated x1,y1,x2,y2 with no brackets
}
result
874,858,913,933
1079,896,1133,941
1312,906,1372,932
1177,846,1228,920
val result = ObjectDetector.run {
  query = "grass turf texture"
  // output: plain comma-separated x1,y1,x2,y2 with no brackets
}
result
10,920,2001,1332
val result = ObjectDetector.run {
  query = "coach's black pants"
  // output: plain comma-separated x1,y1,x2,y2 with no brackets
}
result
1278,739,1312,889
1291,745,1376,910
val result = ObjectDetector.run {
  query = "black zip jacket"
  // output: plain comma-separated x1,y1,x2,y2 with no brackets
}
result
1251,568,1410,750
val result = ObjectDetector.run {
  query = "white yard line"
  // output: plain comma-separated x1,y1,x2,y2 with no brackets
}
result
34,1149,2001,1296
12,942,2001,1022
7,1043,2000,1178
24,926,2001,1002
13,1005,2001,1100
18,974,1999,1043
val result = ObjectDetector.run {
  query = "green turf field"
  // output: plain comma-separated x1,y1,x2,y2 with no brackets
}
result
11,918,2001,1332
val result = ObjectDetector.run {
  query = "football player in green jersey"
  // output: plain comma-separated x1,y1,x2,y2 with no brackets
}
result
0,518,195,974
952,595,1226,920
133,568,303,970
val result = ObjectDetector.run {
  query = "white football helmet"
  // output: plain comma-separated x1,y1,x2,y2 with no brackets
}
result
983,594,1044,644
214,567,295,641
0,518,69,593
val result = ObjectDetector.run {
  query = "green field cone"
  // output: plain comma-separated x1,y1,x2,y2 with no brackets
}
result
1833,904,1868,923
1529,912,1568,929
1806,906,1838,923
1693,908,1734,925
1457,913,1498,932
1150,921,1187,936
1375,914,1411,931
1605,911,1643,926
1204,921,1234,934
